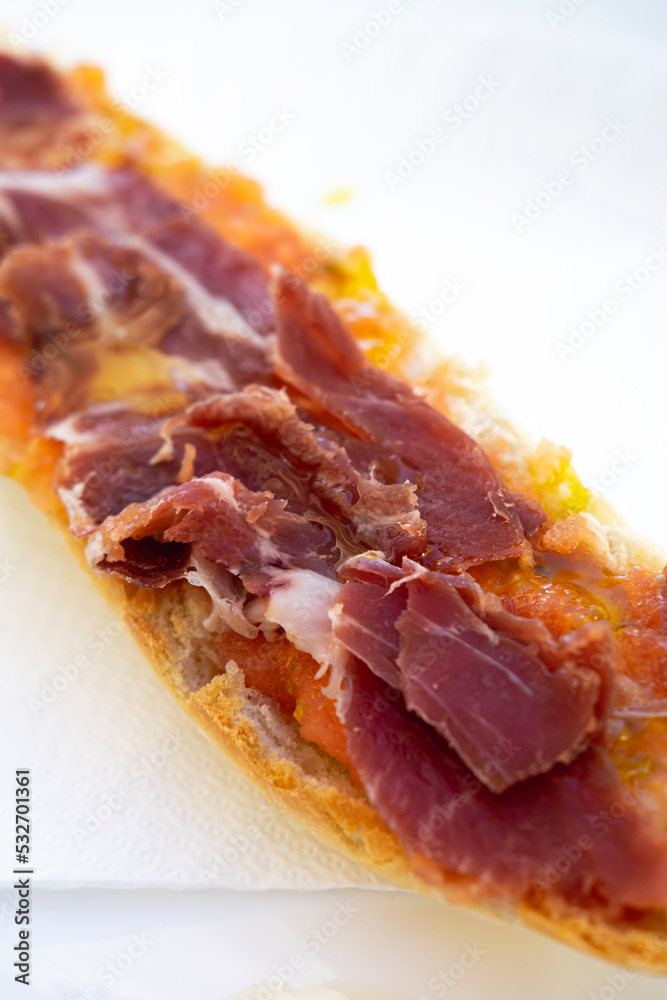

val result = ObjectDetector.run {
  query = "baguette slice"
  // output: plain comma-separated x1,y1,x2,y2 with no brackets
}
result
2,53,667,973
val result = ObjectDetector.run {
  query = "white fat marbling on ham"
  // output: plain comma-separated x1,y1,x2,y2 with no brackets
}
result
185,552,257,638
0,163,272,397
57,480,90,536
134,235,263,349
263,568,345,681
0,163,110,197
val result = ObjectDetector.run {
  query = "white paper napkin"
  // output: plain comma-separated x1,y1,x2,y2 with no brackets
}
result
0,476,387,890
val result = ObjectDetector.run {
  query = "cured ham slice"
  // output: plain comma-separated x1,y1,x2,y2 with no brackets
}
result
274,273,531,570
395,567,611,791
0,164,273,329
88,471,335,586
54,387,427,568
0,165,274,409
0,55,88,169
333,554,613,792
340,658,667,911
182,388,427,562
87,471,345,672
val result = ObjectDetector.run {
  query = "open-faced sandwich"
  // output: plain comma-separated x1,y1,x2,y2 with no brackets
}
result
2,53,667,972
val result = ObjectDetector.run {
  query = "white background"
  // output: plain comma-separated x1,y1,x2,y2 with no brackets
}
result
2,0,667,997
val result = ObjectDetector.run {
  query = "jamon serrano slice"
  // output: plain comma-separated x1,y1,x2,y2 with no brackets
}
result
274,273,531,571
333,553,614,792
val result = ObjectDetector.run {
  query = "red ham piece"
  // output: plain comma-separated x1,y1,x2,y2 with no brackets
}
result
87,471,345,664
88,471,335,591
0,164,275,414
341,657,667,911
71,227,272,386
145,217,274,335
0,54,74,126
79,166,276,332
512,494,548,539
0,163,274,332
182,388,426,562
274,272,530,570
333,554,614,792
106,535,191,588
0,54,87,169
332,553,405,689
54,387,427,569
54,404,228,531
0,188,92,243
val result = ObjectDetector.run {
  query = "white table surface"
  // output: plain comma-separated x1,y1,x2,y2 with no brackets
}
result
2,887,667,1000
2,0,667,996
